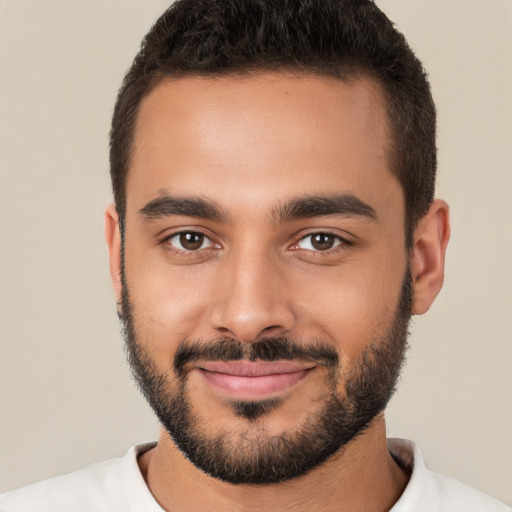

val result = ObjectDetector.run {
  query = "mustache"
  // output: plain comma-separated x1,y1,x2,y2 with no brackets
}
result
174,336,339,378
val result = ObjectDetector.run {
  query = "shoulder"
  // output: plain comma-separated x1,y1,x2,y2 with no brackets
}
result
422,471,510,512
0,457,126,512
388,438,510,512
0,443,159,512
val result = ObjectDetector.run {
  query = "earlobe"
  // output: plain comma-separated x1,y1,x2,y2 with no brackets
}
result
410,199,450,315
104,204,122,303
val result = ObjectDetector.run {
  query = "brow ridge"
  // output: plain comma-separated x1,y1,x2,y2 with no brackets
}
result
139,193,376,225
139,195,228,222
272,194,377,223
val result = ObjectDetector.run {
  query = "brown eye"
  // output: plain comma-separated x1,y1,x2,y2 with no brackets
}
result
311,233,335,250
297,233,342,251
180,232,204,250
167,231,213,251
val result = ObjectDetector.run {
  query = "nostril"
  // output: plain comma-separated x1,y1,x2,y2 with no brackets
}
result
213,323,290,345
209,285,296,343
261,325,284,335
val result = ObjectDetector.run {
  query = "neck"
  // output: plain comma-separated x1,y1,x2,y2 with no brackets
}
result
138,414,409,512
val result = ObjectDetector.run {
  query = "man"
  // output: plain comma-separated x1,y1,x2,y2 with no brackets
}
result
0,0,509,510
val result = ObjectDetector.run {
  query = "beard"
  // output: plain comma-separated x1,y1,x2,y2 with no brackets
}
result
119,269,412,485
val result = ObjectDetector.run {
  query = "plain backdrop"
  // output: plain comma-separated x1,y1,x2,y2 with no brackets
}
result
0,0,511,504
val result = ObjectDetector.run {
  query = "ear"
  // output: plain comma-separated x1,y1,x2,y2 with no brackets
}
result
411,199,450,315
104,204,122,303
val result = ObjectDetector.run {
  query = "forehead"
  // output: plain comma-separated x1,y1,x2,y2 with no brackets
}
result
128,72,399,218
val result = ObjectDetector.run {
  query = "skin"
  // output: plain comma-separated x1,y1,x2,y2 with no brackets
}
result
105,73,450,511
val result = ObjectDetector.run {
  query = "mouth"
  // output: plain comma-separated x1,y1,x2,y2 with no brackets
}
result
196,360,316,400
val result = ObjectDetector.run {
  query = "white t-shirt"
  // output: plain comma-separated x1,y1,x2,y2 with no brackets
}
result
0,439,509,511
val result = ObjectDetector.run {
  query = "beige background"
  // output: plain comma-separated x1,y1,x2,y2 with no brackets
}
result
0,0,511,504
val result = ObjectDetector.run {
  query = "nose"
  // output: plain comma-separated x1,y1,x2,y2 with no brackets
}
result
209,250,295,343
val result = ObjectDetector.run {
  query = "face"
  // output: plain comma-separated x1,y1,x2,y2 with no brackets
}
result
118,73,412,484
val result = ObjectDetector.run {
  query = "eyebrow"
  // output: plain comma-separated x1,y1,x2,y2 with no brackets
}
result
138,193,377,225
271,194,377,223
139,195,229,223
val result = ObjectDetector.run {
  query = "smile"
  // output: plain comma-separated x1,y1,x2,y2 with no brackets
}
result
196,361,316,399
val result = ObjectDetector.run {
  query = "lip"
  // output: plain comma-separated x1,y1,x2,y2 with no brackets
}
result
196,361,316,399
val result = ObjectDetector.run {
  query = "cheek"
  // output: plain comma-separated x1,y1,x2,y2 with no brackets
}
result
125,250,214,357
292,253,407,360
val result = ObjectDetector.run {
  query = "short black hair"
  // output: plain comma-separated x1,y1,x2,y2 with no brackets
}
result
110,0,436,245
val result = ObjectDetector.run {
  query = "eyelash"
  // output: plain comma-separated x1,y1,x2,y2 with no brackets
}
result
161,230,219,255
292,230,351,254
161,229,352,256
